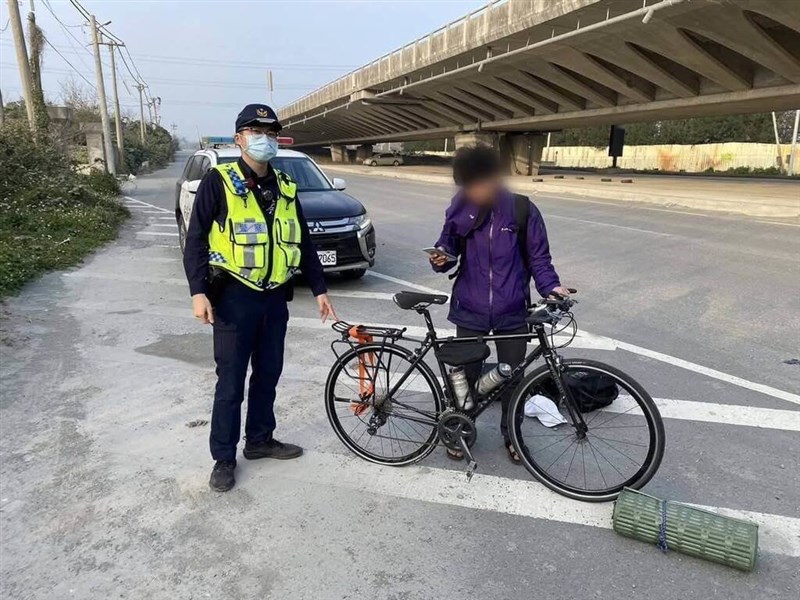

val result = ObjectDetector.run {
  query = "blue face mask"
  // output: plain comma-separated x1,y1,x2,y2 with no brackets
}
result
244,134,279,163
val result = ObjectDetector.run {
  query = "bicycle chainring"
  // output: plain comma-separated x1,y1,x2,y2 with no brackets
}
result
438,410,477,450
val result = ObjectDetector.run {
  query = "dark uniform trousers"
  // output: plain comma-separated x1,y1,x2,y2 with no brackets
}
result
210,281,289,462
456,324,528,445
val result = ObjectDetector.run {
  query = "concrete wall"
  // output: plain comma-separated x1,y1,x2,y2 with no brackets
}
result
542,142,799,173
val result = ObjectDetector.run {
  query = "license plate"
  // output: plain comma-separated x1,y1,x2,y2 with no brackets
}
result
317,250,337,266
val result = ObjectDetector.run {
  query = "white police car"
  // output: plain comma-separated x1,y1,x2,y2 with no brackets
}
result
175,140,376,278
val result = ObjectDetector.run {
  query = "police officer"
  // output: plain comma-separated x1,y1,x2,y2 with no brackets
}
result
183,104,336,492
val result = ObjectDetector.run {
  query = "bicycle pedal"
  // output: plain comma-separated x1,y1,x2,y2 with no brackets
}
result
465,460,477,482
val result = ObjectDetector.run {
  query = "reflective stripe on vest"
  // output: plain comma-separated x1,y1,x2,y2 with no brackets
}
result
207,162,302,290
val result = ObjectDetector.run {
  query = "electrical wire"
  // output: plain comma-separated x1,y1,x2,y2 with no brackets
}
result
41,35,96,90
41,0,95,75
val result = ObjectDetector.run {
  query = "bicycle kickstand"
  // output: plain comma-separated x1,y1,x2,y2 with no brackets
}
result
458,436,478,482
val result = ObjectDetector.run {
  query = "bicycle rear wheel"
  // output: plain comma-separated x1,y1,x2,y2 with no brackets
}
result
325,343,444,466
508,359,665,502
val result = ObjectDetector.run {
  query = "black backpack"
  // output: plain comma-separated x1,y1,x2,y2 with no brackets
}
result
538,371,619,413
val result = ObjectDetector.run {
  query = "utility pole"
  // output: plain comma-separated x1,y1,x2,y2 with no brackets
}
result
151,96,161,126
136,83,146,143
0,87,5,126
89,15,116,174
789,109,799,177
267,70,274,105
771,111,785,174
6,0,36,129
102,41,125,162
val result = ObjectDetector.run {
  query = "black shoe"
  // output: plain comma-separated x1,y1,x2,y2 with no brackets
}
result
209,460,236,492
243,438,303,460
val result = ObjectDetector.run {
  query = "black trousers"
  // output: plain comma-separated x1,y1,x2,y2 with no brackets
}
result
456,324,528,445
209,282,289,462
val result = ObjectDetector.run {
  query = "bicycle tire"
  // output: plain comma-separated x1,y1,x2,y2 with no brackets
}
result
325,343,444,466
508,359,665,502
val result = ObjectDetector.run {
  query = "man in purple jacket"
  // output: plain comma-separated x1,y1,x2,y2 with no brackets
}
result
430,145,570,463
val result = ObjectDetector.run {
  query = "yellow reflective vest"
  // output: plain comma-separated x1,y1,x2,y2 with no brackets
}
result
208,162,302,290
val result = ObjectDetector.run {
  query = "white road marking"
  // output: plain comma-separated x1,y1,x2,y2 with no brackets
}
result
136,231,179,237
283,363,800,432
366,270,447,294
142,210,168,215
327,290,396,301
548,214,674,237
366,271,800,406
26,294,800,433
147,223,177,228
610,340,800,406
266,450,800,558
62,265,799,406
609,395,800,432
289,315,615,351
124,196,171,214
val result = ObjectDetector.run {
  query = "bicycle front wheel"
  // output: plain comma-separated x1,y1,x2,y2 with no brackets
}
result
508,359,665,502
325,343,444,466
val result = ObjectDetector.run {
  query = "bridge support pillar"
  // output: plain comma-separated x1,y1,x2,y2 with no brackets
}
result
355,144,373,162
330,144,348,163
454,131,498,150
505,133,545,176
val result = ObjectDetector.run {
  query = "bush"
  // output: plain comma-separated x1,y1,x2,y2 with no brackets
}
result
122,122,176,174
0,119,128,297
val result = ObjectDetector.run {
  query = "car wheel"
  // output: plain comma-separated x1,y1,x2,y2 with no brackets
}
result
177,215,187,254
370,160,377,166
392,160,399,166
341,268,367,280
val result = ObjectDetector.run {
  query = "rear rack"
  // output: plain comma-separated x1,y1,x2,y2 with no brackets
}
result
331,320,406,340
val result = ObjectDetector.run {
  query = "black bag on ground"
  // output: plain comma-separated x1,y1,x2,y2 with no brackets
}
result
538,371,619,412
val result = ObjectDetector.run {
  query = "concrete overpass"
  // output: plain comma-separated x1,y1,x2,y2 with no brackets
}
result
278,0,800,173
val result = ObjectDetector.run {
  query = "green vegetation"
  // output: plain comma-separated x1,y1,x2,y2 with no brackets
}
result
550,111,796,147
122,121,179,174
0,120,129,298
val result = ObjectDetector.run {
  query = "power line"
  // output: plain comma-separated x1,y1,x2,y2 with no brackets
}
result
41,0,95,75
41,35,96,89
0,39,353,71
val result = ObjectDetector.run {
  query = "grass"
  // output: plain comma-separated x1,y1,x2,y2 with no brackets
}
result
0,121,129,298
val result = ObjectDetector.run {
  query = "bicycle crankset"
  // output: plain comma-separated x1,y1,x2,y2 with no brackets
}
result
438,410,478,481
438,410,476,450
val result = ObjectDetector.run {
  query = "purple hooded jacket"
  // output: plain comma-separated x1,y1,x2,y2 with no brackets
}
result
432,189,560,332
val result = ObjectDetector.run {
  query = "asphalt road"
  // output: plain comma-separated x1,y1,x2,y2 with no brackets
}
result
1,152,798,599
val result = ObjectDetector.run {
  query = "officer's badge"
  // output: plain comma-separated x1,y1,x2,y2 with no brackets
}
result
233,222,268,234
256,108,269,117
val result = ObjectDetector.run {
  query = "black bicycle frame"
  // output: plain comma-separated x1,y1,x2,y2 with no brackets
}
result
376,307,586,431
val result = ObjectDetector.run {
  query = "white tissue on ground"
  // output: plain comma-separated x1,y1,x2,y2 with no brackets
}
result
524,394,567,427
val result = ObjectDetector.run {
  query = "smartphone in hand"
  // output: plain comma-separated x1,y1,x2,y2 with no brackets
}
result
423,247,457,262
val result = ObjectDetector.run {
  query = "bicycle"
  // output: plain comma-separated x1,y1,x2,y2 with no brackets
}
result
325,290,665,502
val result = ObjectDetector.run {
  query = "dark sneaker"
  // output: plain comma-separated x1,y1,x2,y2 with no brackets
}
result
209,460,236,492
243,438,303,460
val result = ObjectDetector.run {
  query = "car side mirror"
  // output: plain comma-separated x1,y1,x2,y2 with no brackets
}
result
332,177,347,191
187,180,200,194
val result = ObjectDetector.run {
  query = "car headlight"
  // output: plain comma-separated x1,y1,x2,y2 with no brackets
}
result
348,213,372,231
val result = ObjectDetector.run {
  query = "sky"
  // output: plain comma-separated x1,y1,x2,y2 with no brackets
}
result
0,0,485,140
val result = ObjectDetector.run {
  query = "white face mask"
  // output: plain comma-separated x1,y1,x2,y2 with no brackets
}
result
244,134,279,163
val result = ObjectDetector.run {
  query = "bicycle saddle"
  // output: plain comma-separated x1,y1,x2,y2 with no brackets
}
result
393,291,449,310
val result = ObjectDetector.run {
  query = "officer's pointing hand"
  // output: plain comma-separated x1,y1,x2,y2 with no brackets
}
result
192,293,215,325
316,293,337,323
